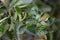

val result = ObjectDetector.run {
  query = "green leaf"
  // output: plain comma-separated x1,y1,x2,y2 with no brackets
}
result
15,7,22,14
39,5,52,12
20,0,33,4
0,20,9,37
26,21,34,27
10,0,18,7
12,12,17,21
30,6,38,15
41,25,48,30
40,21,48,26
19,26,27,34
14,0,33,8
28,25,36,34
48,17,55,24
0,7,7,13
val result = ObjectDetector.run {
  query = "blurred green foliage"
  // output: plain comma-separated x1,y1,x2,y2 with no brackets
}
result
0,0,60,40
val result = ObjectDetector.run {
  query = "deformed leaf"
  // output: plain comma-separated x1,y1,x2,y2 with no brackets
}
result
41,13,50,21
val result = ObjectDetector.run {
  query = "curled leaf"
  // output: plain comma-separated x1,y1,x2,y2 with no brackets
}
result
41,13,50,21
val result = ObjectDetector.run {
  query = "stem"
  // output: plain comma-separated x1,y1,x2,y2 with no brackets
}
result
15,23,21,40
15,23,24,40
49,32,53,40
21,13,27,21
0,17,9,23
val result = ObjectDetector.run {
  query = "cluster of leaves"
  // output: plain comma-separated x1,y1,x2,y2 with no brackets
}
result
0,0,55,40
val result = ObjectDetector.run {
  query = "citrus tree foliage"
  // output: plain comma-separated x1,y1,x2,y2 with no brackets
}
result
0,0,55,40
